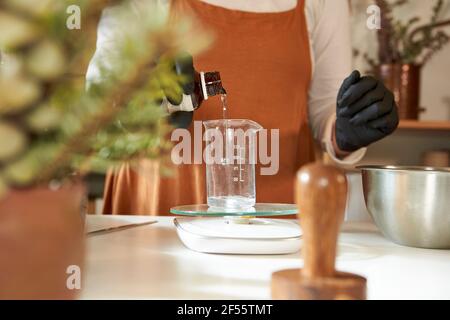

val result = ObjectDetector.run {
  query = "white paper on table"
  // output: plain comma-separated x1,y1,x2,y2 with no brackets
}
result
85,215,156,234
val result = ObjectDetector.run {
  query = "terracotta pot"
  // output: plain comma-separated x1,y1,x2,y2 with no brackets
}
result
377,64,423,120
422,150,450,167
0,183,85,299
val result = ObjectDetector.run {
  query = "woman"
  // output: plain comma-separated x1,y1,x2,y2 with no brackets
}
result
87,0,398,215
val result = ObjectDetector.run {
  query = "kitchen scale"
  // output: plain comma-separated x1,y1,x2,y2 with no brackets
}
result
170,204,302,255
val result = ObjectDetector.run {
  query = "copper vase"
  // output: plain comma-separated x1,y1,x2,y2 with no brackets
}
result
0,183,85,299
377,64,422,120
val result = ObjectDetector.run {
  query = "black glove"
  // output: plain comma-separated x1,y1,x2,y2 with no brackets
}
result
163,53,195,105
160,53,195,129
335,70,399,152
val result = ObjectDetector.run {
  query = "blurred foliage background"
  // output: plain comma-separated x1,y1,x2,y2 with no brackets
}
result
354,0,450,68
0,0,208,197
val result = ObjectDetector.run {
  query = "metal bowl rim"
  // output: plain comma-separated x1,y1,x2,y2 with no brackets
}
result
357,165,450,174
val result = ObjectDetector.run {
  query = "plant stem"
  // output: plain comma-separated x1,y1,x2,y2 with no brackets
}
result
409,19,450,42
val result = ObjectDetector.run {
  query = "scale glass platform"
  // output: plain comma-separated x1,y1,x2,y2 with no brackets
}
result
171,204,302,255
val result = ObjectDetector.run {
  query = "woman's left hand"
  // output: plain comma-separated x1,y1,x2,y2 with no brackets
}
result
334,70,399,152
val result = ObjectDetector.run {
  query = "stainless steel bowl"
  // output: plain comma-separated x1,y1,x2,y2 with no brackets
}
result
358,165,450,249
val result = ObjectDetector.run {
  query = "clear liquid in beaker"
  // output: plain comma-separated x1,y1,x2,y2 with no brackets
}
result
206,163,255,209
204,119,262,211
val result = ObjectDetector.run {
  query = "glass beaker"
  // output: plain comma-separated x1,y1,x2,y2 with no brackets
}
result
203,119,262,210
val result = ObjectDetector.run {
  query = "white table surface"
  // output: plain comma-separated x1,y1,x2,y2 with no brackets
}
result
81,215,450,300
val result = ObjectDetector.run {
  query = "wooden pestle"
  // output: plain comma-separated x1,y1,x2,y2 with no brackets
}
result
271,163,366,300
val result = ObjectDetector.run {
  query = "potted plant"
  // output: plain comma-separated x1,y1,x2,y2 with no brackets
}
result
357,0,450,119
0,0,205,299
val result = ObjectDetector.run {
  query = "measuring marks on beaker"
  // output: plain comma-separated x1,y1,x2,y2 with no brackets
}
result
221,146,246,183
233,147,245,183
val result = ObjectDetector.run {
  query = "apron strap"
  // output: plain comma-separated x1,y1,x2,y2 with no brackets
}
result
296,0,305,14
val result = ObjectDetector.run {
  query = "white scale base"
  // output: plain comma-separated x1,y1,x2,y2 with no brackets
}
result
174,217,302,255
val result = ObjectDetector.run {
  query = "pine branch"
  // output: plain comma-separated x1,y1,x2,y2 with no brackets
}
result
38,48,161,182
0,0,207,193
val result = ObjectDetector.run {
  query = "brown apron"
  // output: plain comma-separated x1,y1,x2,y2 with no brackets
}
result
102,0,314,215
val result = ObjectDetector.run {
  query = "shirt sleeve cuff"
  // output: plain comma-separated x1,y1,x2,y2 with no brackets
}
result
322,114,366,166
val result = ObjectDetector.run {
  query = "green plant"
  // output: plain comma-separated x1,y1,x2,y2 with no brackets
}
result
358,0,450,68
0,0,208,197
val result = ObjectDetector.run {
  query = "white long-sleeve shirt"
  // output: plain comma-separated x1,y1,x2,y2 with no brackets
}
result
86,0,366,164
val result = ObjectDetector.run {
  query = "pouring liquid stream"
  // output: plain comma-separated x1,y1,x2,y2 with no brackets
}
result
220,91,228,122
220,92,229,163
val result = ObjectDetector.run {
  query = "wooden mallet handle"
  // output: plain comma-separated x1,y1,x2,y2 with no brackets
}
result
296,163,347,278
271,163,366,300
